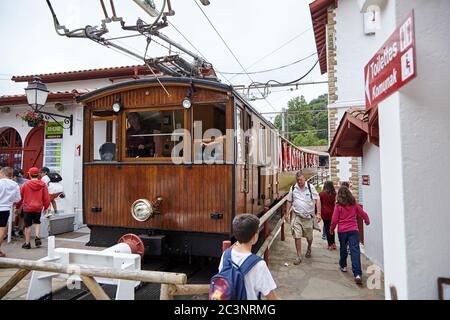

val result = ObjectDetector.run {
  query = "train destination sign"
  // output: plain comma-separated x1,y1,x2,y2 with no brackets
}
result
364,10,416,110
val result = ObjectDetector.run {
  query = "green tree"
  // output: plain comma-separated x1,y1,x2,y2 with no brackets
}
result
274,94,328,147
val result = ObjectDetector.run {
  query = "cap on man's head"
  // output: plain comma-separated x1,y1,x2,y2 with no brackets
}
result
28,167,40,176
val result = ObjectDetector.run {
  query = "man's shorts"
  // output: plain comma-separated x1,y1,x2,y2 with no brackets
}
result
0,210,10,228
24,212,41,228
291,214,313,241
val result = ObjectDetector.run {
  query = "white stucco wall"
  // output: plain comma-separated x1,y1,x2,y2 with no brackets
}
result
0,103,84,229
335,0,378,105
361,143,383,269
378,0,450,299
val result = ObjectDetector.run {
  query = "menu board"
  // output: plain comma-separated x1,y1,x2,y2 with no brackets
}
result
44,140,62,173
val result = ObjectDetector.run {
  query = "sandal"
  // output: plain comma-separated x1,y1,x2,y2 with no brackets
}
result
305,248,312,258
293,257,302,265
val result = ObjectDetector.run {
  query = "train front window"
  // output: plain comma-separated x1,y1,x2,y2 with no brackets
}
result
125,109,185,159
193,104,226,163
93,114,117,162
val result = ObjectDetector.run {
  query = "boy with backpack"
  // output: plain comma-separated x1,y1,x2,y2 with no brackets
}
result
16,167,50,249
209,214,278,300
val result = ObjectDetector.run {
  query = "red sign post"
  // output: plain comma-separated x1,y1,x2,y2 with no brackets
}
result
364,10,416,110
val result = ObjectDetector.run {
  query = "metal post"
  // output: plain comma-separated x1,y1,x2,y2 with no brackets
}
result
263,221,270,263
280,205,285,242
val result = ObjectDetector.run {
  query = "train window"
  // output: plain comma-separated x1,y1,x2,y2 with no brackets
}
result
125,109,185,159
193,104,226,163
259,124,266,165
235,108,244,164
93,117,116,161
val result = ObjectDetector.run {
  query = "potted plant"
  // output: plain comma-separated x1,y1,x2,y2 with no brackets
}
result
16,111,45,127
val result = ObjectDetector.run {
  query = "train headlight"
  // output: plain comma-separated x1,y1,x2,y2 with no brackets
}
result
131,199,153,222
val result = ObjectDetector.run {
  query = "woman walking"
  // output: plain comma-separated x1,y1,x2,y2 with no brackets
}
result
330,186,370,285
319,181,336,250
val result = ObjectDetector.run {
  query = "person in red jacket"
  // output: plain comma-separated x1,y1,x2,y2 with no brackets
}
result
330,186,370,285
319,181,337,250
16,167,50,249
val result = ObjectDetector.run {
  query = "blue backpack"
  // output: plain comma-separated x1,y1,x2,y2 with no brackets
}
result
208,248,262,300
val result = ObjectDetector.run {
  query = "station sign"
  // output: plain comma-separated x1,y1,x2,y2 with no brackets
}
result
364,10,416,110
45,122,63,139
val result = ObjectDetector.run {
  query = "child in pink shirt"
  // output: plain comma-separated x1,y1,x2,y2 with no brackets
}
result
330,186,370,285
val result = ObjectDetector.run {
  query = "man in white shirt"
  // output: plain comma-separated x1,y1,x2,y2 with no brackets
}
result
0,167,21,257
218,214,278,300
286,171,322,265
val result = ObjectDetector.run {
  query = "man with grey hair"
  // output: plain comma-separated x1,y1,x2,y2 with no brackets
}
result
285,171,321,265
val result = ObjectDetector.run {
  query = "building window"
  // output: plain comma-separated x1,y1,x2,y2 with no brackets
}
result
0,127,23,168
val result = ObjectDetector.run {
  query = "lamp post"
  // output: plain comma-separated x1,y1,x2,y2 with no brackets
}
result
25,77,73,135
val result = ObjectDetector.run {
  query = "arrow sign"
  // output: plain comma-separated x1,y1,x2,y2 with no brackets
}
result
364,10,416,110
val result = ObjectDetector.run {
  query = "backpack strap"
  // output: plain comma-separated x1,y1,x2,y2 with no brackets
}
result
307,182,313,200
239,254,263,275
222,248,233,267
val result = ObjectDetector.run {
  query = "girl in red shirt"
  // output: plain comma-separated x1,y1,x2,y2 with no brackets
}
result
319,181,336,250
330,186,370,285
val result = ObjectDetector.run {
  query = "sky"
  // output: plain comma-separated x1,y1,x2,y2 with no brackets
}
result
0,0,328,122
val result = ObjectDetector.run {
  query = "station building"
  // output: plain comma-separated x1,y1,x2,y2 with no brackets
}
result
0,66,161,232
310,0,450,299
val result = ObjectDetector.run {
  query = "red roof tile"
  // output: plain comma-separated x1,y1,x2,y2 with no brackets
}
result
11,65,161,83
0,90,88,106
309,0,338,74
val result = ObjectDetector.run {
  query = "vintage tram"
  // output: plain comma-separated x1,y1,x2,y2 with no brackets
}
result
78,77,319,257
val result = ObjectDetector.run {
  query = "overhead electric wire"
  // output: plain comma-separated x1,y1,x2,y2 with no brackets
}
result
228,26,314,81
218,53,316,75
192,0,276,110
248,44,326,90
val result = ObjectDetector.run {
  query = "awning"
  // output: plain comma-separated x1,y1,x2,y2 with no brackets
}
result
328,106,379,157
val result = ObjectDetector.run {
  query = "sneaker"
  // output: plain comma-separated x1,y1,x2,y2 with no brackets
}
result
355,275,363,285
340,266,347,272
293,257,302,265
330,243,337,250
0,251,5,258
18,230,24,237
35,237,42,247
22,243,31,249
44,212,53,218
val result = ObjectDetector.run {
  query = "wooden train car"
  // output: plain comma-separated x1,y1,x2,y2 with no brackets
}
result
78,77,319,257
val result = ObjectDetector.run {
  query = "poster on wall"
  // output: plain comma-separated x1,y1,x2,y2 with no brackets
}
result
45,122,64,139
44,140,62,174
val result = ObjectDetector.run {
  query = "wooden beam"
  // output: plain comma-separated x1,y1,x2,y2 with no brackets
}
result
335,147,363,157
0,269,30,299
0,258,187,285
160,284,176,300
172,284,210,296
80,276,110,300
